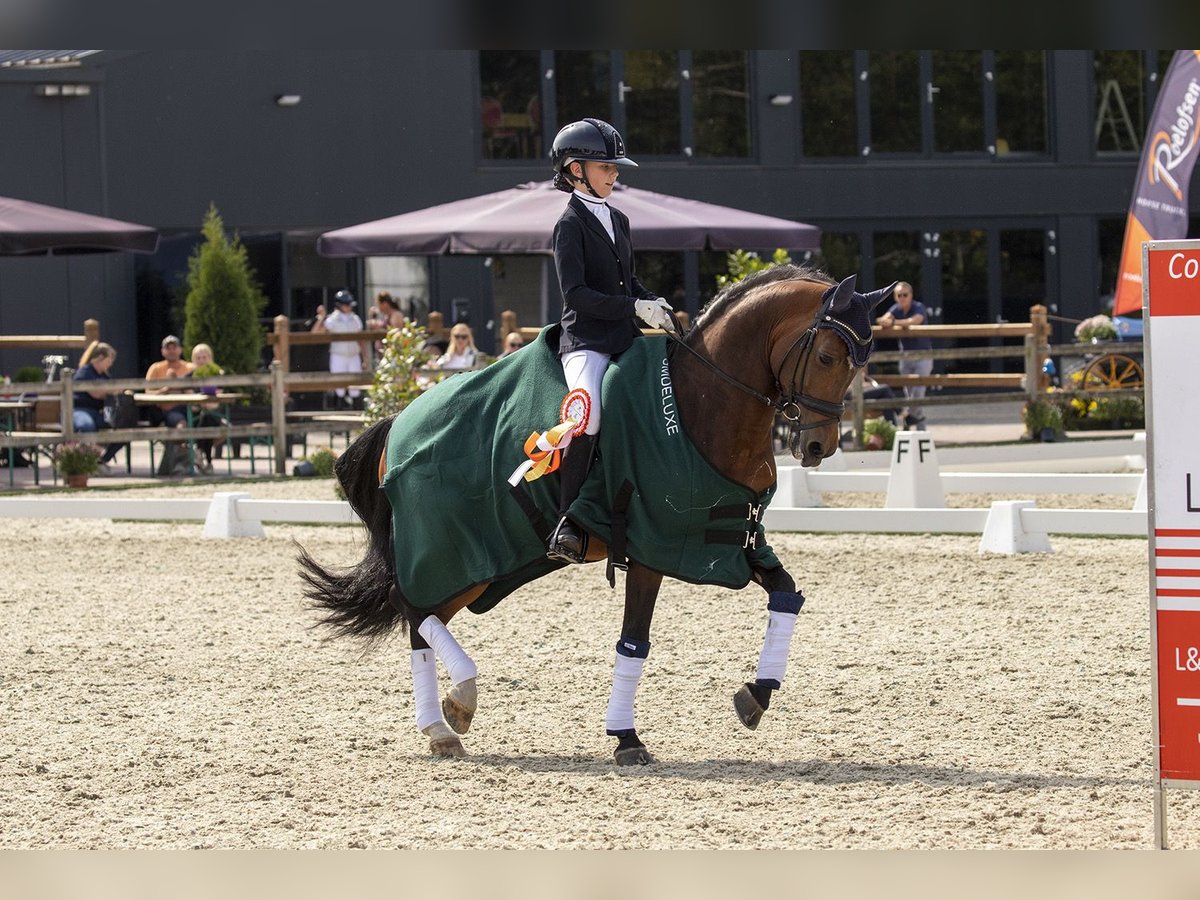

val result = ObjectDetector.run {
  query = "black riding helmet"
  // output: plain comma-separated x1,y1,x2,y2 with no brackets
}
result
550,118,638,195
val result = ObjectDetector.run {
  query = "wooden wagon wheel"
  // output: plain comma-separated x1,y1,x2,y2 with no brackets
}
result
1081,353,1143,390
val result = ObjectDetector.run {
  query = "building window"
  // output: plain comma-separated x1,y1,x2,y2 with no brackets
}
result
999,229,1046,325
623,51,682,157
692,50,750,158
939,228,990,373
479,51,541,160
1093,51,1146,154
799,51,1048,159
873,230,922,291
995,52,1047,154
869,52,922,154
799,52,857,158
555,51,611,131
932,51,984,153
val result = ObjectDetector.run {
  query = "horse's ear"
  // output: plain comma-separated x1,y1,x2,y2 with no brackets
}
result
826,274,858,314
864,281,898,315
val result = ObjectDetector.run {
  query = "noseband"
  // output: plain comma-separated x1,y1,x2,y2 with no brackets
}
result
666,293,870,433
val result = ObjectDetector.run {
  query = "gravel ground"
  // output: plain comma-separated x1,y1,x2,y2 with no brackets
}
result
2,476,1190,849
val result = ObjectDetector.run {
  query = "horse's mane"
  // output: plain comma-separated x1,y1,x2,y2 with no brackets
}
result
687,263,834,340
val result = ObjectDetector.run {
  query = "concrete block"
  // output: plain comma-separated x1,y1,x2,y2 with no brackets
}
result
978,500,1052,555
202,491,265,539
775,465,821,507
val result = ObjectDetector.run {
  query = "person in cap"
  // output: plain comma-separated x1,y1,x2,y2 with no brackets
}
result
143,334,195,475
311,289,367,408
544,117,674,564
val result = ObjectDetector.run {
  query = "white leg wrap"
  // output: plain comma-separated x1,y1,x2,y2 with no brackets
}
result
417,616,478,686
410,649,443,731
755,609,798,685
605,651,647,733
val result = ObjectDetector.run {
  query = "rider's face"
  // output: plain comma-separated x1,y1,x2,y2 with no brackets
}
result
575,161,619,199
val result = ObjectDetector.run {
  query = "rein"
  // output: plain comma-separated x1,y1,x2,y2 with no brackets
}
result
663,306,848,433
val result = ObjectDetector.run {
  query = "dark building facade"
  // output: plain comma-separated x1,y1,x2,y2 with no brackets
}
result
1,49,1194,378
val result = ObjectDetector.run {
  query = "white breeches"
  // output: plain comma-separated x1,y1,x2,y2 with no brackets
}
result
561,349,610,436
330,352,362,397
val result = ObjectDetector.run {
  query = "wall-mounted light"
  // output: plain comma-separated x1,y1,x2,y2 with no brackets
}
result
768,94,793,106
275,94,302,107
35,83,92,98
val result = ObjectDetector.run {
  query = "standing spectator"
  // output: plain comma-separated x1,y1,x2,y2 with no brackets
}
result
373,292,407,329
368,292,408,355
144,334,194,475
311,289,366,408
71,341,124,469
499,331,525,357
433,324,479,370
876,281,932,430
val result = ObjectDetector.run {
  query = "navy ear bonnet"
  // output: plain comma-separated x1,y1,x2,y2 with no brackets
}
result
817,275,897,367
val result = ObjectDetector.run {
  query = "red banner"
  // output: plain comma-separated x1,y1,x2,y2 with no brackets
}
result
1113,51,1200,316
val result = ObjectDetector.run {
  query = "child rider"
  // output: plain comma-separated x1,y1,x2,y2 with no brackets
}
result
545,117,675,563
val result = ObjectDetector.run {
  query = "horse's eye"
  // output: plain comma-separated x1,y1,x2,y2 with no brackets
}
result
818,353,835,366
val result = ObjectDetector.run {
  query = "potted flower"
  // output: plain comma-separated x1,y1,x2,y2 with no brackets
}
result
861,416,897,451
1022,398,1065,442
53,441,103,487
1074,314,1117,344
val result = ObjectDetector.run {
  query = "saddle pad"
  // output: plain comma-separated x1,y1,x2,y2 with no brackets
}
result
381,325,780,613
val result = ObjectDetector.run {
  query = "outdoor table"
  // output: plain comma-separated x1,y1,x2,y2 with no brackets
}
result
1,399,35,486
132,392,245,475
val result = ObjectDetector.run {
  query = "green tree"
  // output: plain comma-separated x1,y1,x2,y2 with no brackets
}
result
182,205,268,374
714,248,792,291
364,319,438,426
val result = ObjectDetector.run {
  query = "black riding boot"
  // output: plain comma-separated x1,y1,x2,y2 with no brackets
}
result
546,433,596,564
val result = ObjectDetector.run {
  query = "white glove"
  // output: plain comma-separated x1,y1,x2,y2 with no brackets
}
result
634,297,675,330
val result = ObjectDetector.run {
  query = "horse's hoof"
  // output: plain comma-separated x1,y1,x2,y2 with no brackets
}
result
423,722,466,758
614,745,656,766
734,684,764,730
442,677,477,734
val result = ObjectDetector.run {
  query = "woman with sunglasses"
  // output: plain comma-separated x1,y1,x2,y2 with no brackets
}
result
433,325,479,370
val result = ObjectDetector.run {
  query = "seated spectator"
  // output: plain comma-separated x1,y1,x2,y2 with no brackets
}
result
187,343,226,475
143,334,194,475
433,325,479,370
499,332,525,357
71,341,123,468
862,375,901,426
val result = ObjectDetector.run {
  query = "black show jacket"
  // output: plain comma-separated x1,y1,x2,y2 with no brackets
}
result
551,194,658,357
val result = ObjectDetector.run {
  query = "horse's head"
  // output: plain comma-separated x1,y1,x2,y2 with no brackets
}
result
775,273,895,465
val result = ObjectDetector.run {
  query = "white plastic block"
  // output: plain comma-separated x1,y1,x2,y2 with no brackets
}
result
202,491,266,539
1133,470,1148,512
885,431,945,508
775,466,822,507
978,500,1052,555
816,448,847,471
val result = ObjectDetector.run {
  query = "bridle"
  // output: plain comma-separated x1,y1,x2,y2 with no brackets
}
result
664,288,872,433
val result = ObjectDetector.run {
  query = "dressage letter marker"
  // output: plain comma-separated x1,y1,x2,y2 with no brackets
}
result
1145,239,1200,848
885,432,945,509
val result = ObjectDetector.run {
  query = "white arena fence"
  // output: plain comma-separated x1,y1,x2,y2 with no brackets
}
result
0,435,1149,554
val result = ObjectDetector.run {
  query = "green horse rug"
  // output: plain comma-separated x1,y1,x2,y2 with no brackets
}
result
381,325,781,614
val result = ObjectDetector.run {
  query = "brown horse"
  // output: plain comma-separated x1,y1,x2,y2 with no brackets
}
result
299,265,892,764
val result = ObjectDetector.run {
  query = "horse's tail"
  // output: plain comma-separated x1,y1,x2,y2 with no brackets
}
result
297,414,406,643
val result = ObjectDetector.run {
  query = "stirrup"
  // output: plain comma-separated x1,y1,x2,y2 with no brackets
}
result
546,516,588,564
